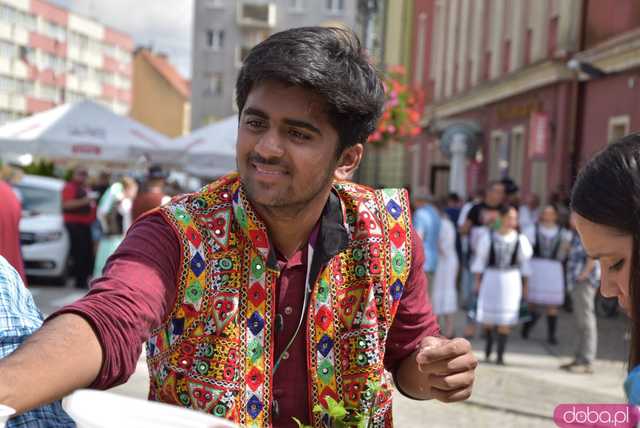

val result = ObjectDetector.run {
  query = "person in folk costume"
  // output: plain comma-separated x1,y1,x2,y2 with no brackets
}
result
472,205,533,364
431,198,459,338
521,204,572,344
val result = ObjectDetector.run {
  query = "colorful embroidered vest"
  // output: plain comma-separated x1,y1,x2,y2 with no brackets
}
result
146,173,413,427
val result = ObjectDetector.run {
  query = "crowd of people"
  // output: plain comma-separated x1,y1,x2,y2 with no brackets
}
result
412,176,602,373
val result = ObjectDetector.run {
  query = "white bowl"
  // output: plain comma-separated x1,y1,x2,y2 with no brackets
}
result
63,390,238,428
0,404,15,428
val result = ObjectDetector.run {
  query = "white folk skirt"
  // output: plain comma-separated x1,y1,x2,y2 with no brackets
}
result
477,268,522,326
527,258,565,306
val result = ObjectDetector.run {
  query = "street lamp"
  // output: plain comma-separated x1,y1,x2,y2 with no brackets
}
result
566,59,607,78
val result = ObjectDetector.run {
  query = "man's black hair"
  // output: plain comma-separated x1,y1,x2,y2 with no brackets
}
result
236,26,385,154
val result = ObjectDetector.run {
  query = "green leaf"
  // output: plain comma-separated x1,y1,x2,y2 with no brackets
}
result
313,404,325,414
291,417,313,428
325,397,347,420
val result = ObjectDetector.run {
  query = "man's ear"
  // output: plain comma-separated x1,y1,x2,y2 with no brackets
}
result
334,144,364,181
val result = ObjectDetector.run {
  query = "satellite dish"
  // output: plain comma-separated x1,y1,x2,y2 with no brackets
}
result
439,122,481,159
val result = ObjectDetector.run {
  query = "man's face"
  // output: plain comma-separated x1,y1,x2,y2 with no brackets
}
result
236,80,341,212
486,183,505,206
73,169,88,185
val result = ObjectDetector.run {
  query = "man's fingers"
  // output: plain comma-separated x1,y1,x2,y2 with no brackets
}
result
429,385,474,403
420,352,478,375
417,337,472,365
428,370,475,392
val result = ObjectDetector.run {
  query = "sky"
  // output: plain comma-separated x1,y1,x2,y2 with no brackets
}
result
49,0,194,78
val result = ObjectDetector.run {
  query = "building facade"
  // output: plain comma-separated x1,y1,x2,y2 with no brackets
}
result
190,0,359,130
131,48,191,138
410,0,583,202
0,0,133,126
573,1,640,170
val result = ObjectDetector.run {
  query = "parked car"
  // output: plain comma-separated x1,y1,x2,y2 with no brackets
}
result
13,174,70,284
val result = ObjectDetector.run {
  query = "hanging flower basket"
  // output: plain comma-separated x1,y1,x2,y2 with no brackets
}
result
367,65,423,146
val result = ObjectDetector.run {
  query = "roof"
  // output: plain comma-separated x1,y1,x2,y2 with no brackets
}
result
138,49,190,99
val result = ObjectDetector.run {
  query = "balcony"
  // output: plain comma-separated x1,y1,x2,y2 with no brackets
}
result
236,2,276,29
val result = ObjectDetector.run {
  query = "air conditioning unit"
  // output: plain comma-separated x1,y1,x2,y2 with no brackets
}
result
237,2,276,28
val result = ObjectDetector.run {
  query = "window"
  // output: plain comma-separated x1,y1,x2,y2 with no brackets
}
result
205,29,225,51
608,115,630,144
325,0,344,13
204,72,223,96
289,0,305,12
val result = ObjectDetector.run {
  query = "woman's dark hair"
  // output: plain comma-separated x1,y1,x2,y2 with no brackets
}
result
571,133,640,371
498,204,516,216
236,26,385,155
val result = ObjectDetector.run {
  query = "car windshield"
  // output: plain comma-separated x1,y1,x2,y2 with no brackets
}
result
14,184,61,215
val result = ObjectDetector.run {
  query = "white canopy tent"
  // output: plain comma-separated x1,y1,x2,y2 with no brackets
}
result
175,115,238,178
0,100,177,164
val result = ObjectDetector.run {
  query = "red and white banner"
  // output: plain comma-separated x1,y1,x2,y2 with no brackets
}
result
529,112,549,159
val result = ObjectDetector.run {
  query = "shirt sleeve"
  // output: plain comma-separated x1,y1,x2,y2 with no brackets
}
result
384,227,440,374
46,212,180,389
518,234,533,277
470,230,490,273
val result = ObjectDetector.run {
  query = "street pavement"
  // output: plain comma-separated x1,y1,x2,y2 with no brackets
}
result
29,281,629,427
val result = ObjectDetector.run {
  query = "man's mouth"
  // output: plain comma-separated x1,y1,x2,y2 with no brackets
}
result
252,162,287,176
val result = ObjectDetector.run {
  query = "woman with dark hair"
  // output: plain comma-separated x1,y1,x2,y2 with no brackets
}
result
471,205,532,364
522,204,572,344
571,134,640,386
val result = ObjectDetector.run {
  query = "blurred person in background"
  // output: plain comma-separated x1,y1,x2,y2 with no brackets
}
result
413,191,441,286
560,213,601,374
131,165,170,221
432,198,459,338
471,205,532,365
93,176,138,277
62,167,96,289
444,192,462,225
519,193,541,232
0,166,26,285
459,181,506,339
522,205,572,345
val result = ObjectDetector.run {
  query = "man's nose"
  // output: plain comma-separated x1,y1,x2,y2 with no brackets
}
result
254,129,284,159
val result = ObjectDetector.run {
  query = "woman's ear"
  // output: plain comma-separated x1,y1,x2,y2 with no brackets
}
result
334,144,364,181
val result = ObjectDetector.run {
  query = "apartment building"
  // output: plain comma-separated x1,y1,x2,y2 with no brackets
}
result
0,0,133,126
190,0,359,130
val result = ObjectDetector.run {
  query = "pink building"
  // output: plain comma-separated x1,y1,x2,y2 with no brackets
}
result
0,0,133,125
409,0,583,202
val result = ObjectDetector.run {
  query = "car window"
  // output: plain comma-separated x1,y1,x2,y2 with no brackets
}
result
13,184,61,215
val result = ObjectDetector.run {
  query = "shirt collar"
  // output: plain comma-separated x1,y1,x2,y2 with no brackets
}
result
231,178,350,274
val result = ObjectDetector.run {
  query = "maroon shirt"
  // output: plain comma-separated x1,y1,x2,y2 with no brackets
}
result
50,212,439,426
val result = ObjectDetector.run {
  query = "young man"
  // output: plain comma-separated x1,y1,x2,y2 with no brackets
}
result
0,27,476,427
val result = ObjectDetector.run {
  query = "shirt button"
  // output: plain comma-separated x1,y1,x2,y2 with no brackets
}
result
284,306,293,315
282,351,290,360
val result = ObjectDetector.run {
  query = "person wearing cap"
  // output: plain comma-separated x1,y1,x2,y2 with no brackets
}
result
131,165,171,221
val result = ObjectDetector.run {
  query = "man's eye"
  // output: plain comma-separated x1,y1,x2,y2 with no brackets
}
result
289,129,311,140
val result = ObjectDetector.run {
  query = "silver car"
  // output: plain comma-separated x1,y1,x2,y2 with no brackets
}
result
13,174,70,284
